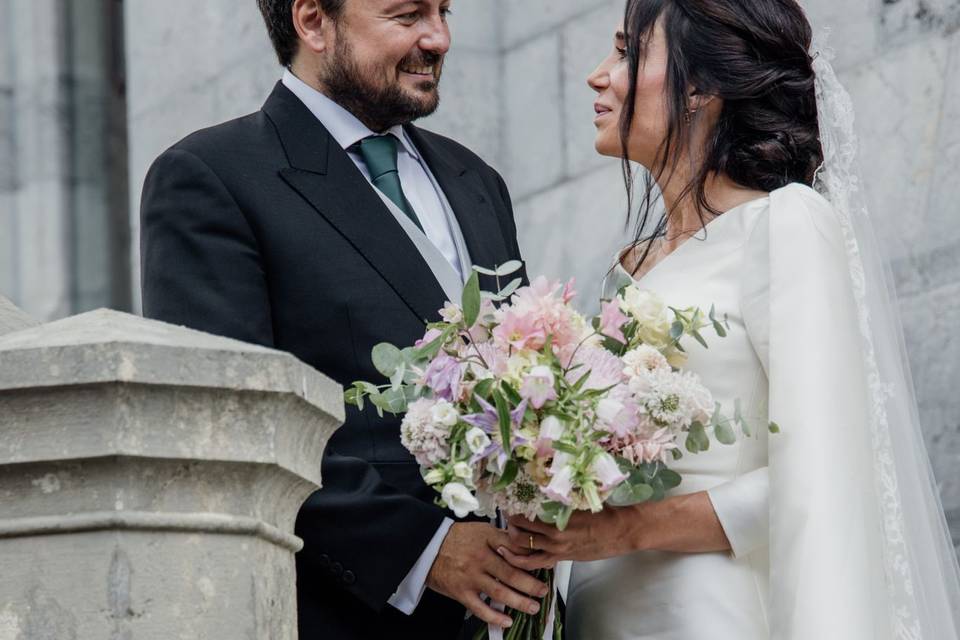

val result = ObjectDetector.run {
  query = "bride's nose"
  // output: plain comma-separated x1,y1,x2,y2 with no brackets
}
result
588,63,609,93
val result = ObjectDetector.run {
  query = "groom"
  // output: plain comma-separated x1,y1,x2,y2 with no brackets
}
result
140,0,546,638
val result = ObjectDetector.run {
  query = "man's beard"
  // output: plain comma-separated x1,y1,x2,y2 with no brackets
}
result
320,35,442,132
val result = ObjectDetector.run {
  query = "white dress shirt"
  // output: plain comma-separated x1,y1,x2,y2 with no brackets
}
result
282,69,456,615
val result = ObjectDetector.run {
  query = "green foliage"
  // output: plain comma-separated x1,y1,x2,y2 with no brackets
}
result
462,271,481,327
493,459,519,491
686,421,711,454
493,389,513,454
372,343,403,378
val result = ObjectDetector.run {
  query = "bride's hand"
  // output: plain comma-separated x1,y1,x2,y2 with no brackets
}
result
500,492,732,570
500,507,639,570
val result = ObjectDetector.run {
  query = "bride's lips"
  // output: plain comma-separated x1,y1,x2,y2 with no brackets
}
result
594,102,613,122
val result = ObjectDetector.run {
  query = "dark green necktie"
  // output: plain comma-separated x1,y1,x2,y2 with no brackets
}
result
357,135,423,232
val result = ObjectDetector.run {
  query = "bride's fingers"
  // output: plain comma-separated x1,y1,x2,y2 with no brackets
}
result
507,515,556,535
498,546,556,571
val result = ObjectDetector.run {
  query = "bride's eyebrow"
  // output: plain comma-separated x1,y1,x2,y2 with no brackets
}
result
616,31,627,43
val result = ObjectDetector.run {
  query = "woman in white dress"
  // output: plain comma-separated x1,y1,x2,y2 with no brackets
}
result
501,1,960,638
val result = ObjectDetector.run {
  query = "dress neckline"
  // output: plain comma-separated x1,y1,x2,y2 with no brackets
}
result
616,194,769,285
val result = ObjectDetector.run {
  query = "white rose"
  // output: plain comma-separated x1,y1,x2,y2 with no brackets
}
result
453,462,473,480
619,287,671,344
619,287,665,321
430,401,460,428
423,468,445,485
441,482,481,518
465,427,492,455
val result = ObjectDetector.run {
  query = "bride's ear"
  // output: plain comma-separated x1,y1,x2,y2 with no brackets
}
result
687,88,717,115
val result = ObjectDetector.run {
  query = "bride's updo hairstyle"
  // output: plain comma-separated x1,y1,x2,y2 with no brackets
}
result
621,0,823,269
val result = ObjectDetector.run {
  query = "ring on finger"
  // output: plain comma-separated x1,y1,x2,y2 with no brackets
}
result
528,534,536,551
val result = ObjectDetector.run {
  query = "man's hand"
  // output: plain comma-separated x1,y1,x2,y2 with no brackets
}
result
426,522,549,629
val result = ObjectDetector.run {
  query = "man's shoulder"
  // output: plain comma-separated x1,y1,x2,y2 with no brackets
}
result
410,125,501,178
159,109,279,167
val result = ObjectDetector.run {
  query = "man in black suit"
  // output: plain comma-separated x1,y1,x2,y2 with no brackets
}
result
140,0,547,638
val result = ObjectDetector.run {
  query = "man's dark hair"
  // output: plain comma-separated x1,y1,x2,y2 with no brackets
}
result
257,0,347,67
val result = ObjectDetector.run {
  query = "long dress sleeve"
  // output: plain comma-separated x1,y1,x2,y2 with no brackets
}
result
766,184,892,640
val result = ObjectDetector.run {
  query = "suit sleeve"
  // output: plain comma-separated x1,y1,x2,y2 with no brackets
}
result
140,146,451,613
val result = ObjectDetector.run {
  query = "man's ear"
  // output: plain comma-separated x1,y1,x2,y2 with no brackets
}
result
292,0,330,55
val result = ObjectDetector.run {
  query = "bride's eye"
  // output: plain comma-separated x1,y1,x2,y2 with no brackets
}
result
616,46,627,59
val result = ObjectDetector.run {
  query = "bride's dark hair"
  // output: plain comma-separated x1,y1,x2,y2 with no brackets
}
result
621,0,823,274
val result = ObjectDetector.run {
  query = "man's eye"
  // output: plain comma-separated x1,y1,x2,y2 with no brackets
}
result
440,7,453,19
396,11,419,23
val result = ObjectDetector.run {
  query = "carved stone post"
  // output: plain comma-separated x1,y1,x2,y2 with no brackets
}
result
0,309,343,639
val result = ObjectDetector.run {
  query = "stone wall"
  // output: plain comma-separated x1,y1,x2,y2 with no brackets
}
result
119,0,959,553
0,0,131,321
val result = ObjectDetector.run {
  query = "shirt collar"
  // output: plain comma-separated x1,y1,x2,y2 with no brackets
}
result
281,69,421,160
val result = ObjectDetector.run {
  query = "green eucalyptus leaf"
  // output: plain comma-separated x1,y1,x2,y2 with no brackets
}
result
462,272,481,327
686,421,710,453
715,419,737,445
498,277,523,299
769,421,781,434
495,260,524,277
472,265,499,276
372,343,404,378
657,468,682,490
713,321,728,338
670,321,684,341
343,387,362,408
692,330,709,349
372,388,407,415
608,481,655,506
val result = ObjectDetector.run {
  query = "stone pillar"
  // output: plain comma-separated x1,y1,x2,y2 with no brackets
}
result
0,295,37,336
0,309,343,639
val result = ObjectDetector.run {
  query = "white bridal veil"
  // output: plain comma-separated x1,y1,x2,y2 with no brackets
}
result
809,37,960,639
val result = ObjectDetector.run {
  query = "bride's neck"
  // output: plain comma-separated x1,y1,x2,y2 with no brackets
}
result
657,171,767,253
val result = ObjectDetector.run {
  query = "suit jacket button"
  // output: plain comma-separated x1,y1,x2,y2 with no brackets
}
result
342,570,356,585
318,554,331,568
331,562,343,577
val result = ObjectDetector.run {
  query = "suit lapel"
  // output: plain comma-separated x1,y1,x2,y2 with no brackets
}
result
404,125,514,288
262,82,448,324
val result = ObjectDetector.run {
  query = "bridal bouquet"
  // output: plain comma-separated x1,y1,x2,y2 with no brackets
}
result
345,262,749,639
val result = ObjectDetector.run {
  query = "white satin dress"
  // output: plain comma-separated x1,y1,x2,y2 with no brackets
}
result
566,183,891,639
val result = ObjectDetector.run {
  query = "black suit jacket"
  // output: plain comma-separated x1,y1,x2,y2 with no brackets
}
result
140,82,527,639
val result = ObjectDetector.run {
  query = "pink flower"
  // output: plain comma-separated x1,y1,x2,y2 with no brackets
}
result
562,278,578,304
591,452,629,491
535,416,566,457
565,346,625,390
492,310,546,351
422,352,462,401
543,454,575,505
519,365,557,409
599,300,629,344
416,328,443,349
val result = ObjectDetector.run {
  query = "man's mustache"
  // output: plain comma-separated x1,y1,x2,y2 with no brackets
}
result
399,51,444,71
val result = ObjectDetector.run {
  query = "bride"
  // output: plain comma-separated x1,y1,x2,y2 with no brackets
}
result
500,0,960,638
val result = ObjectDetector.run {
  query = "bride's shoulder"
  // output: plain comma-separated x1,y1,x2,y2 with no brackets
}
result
768,182,846,251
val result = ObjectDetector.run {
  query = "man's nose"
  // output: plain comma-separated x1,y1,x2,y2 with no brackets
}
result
419,15,451,55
